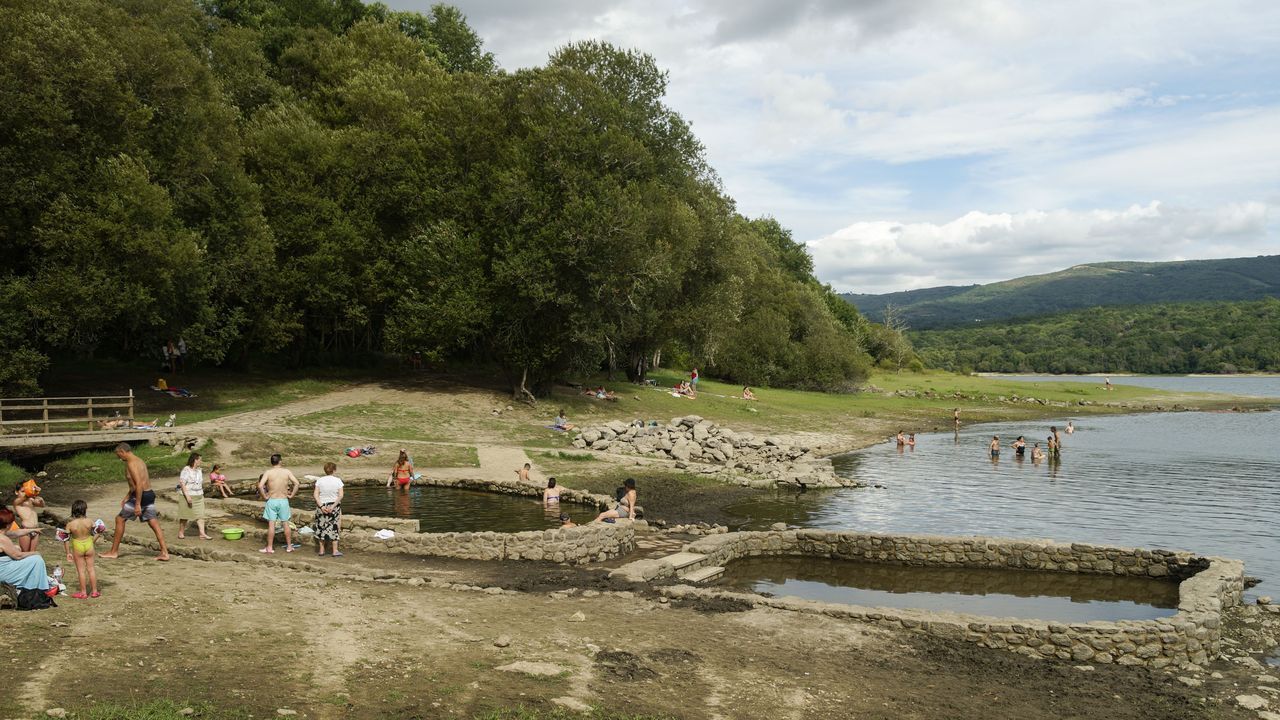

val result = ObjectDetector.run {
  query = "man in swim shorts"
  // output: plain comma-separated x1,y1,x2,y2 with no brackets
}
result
257,454,299,554
101,443,170,561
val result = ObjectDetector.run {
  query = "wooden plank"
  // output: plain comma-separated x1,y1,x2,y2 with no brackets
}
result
0,395,133,404
0,402,133,412
0,417,134,427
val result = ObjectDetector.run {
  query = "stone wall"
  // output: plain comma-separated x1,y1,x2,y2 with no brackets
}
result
216,475,613,512
571,416,854,488
645,530,1244,669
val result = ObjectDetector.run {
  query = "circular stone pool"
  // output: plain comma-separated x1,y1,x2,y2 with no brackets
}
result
300,486,573,533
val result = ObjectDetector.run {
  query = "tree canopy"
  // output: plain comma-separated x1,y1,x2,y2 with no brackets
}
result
1,0,886,396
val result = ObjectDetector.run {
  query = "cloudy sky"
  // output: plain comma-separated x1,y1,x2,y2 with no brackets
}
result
389,0,1280,293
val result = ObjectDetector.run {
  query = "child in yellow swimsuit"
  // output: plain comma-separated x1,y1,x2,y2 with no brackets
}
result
64,499,100,599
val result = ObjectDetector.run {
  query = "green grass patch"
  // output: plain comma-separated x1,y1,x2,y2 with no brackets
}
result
538,451,595,462
0,459,27,485
79,700,250,720
43,444,189,485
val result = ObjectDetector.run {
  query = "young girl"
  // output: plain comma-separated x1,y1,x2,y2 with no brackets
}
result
64,500,100,599
209,464,232,498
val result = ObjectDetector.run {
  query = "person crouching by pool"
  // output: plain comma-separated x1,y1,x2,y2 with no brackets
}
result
257,454,298,554
989,436,1000,459
388,450,413,491
312,462,344,557
595,478,636,523
543,478,561,504
560,513,576,529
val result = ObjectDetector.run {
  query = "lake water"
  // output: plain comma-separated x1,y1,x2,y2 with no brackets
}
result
714,556,1180,622
727,376,1280,599
301,486,562,533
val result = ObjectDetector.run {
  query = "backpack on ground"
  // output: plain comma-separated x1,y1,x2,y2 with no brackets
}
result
15,587,56,610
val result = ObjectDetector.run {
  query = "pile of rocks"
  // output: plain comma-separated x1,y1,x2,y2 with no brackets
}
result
572,416,854,488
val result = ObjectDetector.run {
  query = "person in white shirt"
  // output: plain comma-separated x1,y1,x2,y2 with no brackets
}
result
312,462,345,557
177,452,210,540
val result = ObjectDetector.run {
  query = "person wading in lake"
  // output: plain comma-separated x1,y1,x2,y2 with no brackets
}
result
101,443,170,561
1047,434,1060,461
989,436,1000,459
1012,436,1026,459
1051,426,1063,455
953,408,961,428
388,450,413,491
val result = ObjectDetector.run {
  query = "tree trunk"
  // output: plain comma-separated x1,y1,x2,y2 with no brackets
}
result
513,367,537,406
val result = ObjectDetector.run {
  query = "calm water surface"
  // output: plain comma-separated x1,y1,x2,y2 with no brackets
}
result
727,376,1280,598
714,556,1179,622
301,486,562,533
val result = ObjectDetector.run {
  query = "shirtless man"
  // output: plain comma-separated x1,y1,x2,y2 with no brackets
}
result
101,443,170,561
257,454,299,554
514,463,531,483
953,408,961,427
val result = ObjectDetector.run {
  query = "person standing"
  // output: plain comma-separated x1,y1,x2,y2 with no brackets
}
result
690,368,699,392
257,454,298,554
100,443,170,561
989,436,1000,458
388,450,413,491
953,408,961,428
312,462,344,557
176,337,187,372
176,452,210,540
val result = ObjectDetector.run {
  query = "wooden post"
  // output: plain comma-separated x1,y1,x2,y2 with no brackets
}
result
128,389,134,425
87,397,95,431
42,397,49,434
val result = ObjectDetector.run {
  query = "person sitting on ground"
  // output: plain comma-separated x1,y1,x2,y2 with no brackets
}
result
515,463,531,483
388,450,413,491
543,478,561,504
553,409,575,431
209,464,232,498
312,462,344,558
12,481,43,552
64,500,100,599
559,513,576,529
1031,442,1045,462
595,478,637,523
742,386,756,400
0,524,55,598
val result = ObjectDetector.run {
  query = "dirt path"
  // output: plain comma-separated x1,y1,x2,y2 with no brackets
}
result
6,542,1248,720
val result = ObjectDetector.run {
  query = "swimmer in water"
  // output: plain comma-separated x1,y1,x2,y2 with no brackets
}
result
1066,421,1075,435
895,430,905,446
989,436,1000,458
1012,436,1026,458
907,433,916,449
1031,442,1045,462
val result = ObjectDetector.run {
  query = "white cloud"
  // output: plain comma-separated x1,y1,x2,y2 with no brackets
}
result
809,202,1273,293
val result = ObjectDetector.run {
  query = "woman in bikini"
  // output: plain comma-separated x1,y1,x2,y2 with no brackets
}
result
594,478,636,523
543,478,561,505
388,450,413,492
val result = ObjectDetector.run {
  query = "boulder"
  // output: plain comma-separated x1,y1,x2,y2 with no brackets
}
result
582,428,602,444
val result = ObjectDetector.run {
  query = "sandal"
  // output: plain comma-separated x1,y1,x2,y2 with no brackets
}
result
71,592,88,599
90,591,100,598
331,551,344,557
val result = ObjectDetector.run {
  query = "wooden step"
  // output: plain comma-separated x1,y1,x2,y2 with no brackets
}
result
661,552,707,571
680,566,725,584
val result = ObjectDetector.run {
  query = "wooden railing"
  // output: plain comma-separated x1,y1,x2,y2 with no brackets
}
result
0,391,135,435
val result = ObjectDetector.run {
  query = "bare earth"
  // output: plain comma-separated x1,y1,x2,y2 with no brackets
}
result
11,381,1274,719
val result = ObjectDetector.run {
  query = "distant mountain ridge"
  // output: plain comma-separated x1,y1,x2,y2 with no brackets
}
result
842,254,1280,329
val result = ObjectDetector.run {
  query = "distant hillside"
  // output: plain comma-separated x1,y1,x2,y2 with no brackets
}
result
842,255,1280,329
912,298,1280,374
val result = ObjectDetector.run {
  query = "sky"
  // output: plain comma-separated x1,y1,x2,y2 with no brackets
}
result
388,0,1280,293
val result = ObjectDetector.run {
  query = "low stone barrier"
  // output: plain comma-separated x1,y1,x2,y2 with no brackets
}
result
571,416,855,488
638,530,1243,669
216,475,614,512
203,480,633,566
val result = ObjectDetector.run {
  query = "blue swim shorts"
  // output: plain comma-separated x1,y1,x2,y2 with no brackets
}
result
263,498,291,522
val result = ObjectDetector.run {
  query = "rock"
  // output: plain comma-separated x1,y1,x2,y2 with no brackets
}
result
582,590,600,598
1073,665,1094,672
551,697,592,712
1236,695,1269,711
276,710,297,717
497,661,566,677
46,710,67,718
494,635,512,648
1258,712,1280,720
1177,676,1202,688
582,429,601,444
1259,596,1273,605
568,611,587,622
179,708,195,716
769,522,787,531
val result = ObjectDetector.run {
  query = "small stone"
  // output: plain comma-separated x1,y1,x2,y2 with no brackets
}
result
494,635,512,648
496,661,566,677
1212,672,1224,679
154,636,167,642
1236,694,1269,711
657,597,668,604
769,523,787,531
568,611,586,622
582,590,600,598
46,710,67,718
1259,596,1273,606
551,697,592,712
277,709,298,717
1258,711,1280,720
179,709,195,717
1073,665,1094,672
1177,676,1202,688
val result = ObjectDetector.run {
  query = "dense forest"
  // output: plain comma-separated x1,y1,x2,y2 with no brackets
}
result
844,255,1280,329
912,299,1280,374
0,0,909,397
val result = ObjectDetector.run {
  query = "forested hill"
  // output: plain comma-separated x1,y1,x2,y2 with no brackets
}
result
0,0,912,396
912,298,1280,375
843,255,1280,329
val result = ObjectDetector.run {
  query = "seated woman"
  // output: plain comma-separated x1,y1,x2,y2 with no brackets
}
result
0,518,54,597
553,409,575,431
543,478,561,504
594,478,637,523
742,386,756,400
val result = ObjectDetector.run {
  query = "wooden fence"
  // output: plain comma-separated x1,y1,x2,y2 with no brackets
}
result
0,392,135,436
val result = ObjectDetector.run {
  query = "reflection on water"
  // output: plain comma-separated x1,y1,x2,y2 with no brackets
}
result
726,407,1280,598
300,486,560,533
715,556,1179,622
